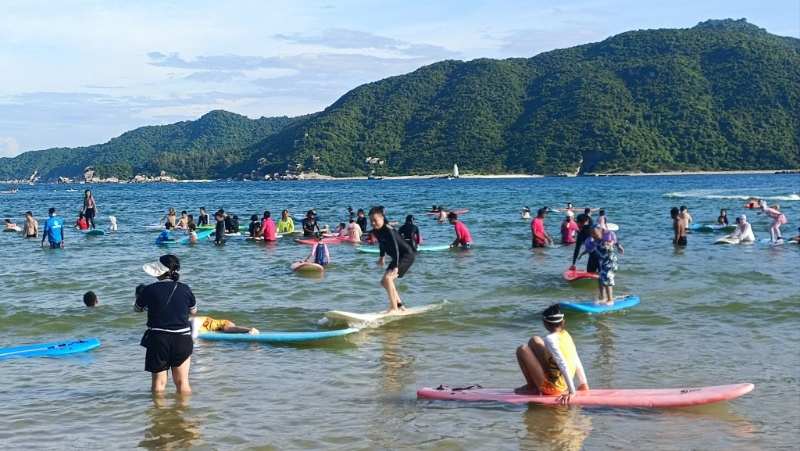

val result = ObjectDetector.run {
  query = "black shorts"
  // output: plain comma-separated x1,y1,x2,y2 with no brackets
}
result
587,253,600,273
387,253,415,278
677,236,688,246
531,241,546,248
144,332,193,373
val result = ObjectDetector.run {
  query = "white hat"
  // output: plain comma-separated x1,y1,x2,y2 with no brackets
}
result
566,211,574,217
142,260,170,277
738,214,747,222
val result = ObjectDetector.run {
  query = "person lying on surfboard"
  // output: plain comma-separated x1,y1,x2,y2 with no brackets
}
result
726,215,755,243
515,305,589,404
191,316,258,336
790,227,800,243
370,206,415,312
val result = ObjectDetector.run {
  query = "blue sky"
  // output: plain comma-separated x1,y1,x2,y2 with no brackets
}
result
0,0,797,156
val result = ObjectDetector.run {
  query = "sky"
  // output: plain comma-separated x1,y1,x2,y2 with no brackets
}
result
0,0,797,156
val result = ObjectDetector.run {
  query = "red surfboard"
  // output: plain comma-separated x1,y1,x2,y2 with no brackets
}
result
417,383,754,408
562,269,599,282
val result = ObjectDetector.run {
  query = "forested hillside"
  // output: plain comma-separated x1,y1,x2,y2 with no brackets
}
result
1,19,798,181
0,110,294,181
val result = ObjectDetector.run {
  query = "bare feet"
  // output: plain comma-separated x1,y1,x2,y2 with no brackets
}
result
593,298,607,306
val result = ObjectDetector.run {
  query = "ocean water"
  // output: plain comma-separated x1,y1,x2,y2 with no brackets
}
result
0,174,797,450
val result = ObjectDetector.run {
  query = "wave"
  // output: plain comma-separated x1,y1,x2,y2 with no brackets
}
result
663,190,800,201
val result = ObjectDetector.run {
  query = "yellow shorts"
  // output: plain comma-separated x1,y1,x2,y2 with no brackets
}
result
540,379,564,395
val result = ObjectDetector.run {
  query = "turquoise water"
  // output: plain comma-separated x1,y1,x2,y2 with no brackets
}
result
0,175,798,450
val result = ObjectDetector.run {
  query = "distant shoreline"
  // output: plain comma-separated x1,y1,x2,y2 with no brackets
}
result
0,169,797,185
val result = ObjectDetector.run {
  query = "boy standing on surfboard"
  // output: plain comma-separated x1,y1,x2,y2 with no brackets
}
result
369,206,415,312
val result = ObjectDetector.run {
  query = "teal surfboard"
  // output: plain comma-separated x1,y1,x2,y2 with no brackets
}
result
355,244,451,254
177,229,213,244
0,338,101,360
81,229,105,236
558,295,640,314
197,328,359,343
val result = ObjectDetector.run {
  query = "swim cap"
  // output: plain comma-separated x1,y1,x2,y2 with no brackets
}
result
738,215,746,222
543,312,565,323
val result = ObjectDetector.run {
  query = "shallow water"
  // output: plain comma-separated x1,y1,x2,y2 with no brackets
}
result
0,175,798,450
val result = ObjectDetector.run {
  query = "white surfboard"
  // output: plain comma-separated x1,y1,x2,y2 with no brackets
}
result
714,236,741,245
322,303,442,327
605,223,619,231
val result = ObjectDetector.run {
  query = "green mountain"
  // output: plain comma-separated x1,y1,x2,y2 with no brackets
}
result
0,110,295,181
1,19,798,181
235,18,800,177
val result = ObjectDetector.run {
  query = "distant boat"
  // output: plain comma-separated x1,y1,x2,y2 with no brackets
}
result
367,175,383,180
452,164,459,179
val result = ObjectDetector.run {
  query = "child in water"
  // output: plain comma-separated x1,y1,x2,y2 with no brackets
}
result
516,305,589,404
187,223,198,244
83,291,99,307
75,212,89,230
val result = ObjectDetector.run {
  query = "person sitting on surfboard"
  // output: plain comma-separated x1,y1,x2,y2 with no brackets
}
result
724,215,754,243
515,305,589,404
399,215,423,251
155,222,176,244
717,209,729,226
448,213,472,248
191,317,258,336
75,212,89,230
370,206,415,312
560,211,579,244
758,201,787,243
530,209,553,248
304,233,330,266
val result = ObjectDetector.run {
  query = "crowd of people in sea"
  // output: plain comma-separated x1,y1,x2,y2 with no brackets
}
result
3,188,797,401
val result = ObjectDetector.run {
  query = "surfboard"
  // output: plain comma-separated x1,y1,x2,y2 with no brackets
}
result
197,328,358,343
142,224,164,230
604,223,619,231
355,244,451,254
291,261,324,272
558,295,640,313
425,209,468,215
283,230,303,236
81,229,105,236
0,338,101,360
689,224,735,232
323,303,441,327
758,238,796,246
562,269,599,282
3,227,20,232
416,383,754,408
294,237,348,245
176,229,214,244
196,225,215,231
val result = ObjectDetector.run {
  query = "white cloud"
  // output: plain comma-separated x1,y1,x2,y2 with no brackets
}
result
0,137,21,158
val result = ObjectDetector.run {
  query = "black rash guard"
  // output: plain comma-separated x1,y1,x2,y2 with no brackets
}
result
374,224,414,261
572,225,592,266
398,223,421,250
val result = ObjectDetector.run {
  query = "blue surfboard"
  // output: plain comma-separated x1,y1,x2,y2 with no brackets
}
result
196,328,359,343
0,338,101,360
558,295,640,314
177,229,214,244
689,224,734,232
81,229,105,236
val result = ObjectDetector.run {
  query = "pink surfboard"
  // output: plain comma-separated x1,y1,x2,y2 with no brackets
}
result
290,261,324,272
417,383,754,408
562,269,599,282
294,237,348,245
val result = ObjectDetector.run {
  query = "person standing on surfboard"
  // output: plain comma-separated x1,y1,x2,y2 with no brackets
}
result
569,214,596,272
370,206,415,312
515,305,589,404
530,209,553,248
448,213,472,248
81,189,97,229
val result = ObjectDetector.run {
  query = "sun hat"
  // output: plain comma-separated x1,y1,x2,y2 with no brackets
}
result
142,260,170,277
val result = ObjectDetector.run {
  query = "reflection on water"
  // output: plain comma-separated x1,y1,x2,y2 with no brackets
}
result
592,318,617,381
380,328,415,393
520,406,592,451
139,394,202,450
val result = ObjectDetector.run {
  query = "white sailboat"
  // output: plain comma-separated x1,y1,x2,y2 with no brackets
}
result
452,164,459,179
